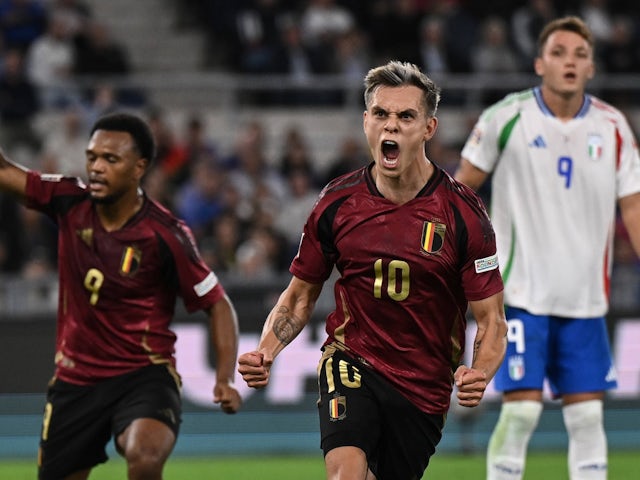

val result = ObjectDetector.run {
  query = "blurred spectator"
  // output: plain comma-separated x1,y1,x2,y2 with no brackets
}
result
141,164,174,210
25,11,78,109
174,155,226,240
367,0,421,65
0,0,46,52
148,112,217,192
145,106,188,194
0,191,27,273
299,0,355,74
334,27,369,82
580,0,613,45
425,134,462,175
472,16,520,104
419,16,450,75
600,16,640,73
270,14,341,104
231,0,288,74
224,120,287,222
432,0,479,73
72,19,144,106
273,166,320,260
39,105,88,176
200,211,242,274
510,0,557,70
48,0,91,38
73,20,129,76
179,113,219,187
322,134,368,185
272,16,313,78
579,0,614,69
600,16,640,105
0,47,41,155
472,17,519,74
235,224,287,279
199,1,243,69
278,125,320,186
19,204,57,278
300,0,355,48
81,82,121,129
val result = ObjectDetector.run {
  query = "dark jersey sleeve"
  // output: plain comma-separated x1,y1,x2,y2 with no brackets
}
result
155,217,226,312
455,184,503,301
25,171,87,219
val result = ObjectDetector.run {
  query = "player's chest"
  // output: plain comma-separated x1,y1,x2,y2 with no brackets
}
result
515,115,616,167
64,220,160,281
332,201,459,274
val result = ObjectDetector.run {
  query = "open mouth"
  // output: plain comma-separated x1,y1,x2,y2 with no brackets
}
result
381,140,400,167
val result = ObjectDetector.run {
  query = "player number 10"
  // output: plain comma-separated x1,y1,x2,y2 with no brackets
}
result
373,259,410,301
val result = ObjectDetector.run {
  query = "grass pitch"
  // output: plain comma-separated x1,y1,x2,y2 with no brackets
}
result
0,451,637,479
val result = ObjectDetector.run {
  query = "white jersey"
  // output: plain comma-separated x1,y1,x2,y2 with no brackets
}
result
461,87,640,317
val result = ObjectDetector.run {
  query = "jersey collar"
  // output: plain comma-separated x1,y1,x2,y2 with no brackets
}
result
533,86,591,119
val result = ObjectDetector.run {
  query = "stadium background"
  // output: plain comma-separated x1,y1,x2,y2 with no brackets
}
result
1,0,640,465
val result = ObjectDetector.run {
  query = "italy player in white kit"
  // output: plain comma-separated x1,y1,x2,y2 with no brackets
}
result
456,16,640,480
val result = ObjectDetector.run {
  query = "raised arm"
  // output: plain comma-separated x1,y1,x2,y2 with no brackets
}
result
238,275,323,389
454,157,490,192
208,293,242,413
454,291,508,407
0,150,29,201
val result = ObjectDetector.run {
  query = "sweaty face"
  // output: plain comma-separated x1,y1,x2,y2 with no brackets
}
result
363,85,436,178
535,30,594,97
85,130,145,204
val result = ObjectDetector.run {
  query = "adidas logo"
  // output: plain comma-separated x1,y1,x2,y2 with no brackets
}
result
529,135,547,148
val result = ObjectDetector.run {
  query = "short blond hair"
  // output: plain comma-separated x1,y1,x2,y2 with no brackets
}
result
537,16,594,57
363,60,441,118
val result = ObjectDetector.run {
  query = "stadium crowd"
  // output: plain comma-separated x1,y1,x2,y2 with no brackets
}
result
184,0,640,77
0,0,640,309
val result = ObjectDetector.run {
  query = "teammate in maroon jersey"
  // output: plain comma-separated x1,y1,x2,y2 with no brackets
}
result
238,61,508,479
0,112,241,480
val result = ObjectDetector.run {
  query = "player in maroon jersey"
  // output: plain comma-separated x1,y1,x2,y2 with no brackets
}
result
0,112,241,480
238,61,508,479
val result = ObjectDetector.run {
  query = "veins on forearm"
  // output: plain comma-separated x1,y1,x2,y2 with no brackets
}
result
272,306,304,346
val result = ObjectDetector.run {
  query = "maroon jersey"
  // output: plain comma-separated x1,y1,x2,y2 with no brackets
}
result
291,164,503,414
25,172,226,385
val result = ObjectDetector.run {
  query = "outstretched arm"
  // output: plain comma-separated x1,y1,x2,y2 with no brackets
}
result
0,150,29,201
208,294,242,414
238,275,323,389
454,291,507,407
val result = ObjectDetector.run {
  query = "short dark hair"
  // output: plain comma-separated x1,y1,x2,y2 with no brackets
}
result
90,112,156,163
363,60,441,118
537,16,594,57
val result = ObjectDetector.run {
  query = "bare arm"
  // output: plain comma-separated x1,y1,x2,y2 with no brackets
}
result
208,294,241,413
619,192,640,257
0,150,29,201
454,291,507,407
238,275,323,389
454,158,490,192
